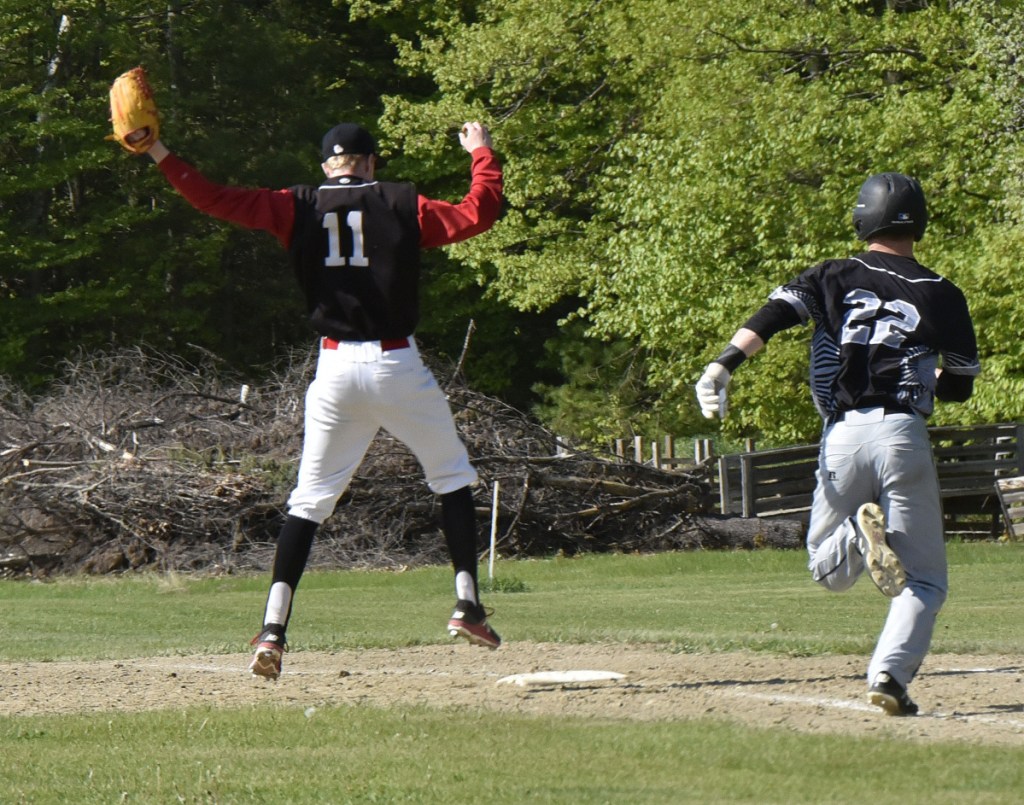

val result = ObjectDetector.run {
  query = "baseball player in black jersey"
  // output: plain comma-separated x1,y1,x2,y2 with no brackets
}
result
696,173,980,715
142,120,503,679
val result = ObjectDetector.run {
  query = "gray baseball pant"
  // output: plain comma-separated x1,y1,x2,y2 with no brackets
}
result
805,408,947,688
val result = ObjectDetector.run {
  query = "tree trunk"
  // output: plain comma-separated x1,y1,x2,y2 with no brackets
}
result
674,514,806,550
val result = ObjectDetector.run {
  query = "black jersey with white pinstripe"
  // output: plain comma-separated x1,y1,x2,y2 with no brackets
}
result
767,251,979,420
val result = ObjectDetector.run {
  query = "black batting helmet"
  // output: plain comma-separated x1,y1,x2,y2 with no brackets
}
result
852,172,928,242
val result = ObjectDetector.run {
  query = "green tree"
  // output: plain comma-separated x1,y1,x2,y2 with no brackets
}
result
377,0,1024,445
5,0,1022,451
0,0,412,384
958,4,1024,426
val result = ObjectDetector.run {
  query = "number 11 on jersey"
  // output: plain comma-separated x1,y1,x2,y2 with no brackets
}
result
322,211,369,267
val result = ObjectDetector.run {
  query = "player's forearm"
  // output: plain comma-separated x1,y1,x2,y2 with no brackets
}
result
935,369,974,403
730,329,764,359
418,148,503,248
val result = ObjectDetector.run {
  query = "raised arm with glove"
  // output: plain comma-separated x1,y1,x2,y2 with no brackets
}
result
106,66,160,155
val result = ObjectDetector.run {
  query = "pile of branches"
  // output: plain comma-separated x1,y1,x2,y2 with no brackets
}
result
0,345,789,578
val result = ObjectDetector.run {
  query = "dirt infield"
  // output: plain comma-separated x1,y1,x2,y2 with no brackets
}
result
1,643,1021,746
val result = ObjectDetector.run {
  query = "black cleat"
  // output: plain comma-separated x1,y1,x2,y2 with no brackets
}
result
868,672,918,716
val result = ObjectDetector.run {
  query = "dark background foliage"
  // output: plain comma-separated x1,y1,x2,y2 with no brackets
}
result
2,1,1023,449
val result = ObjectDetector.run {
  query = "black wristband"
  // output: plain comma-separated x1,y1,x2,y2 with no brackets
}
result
714,344,746,373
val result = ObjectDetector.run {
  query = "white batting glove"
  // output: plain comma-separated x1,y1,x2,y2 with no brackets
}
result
695,362,731,419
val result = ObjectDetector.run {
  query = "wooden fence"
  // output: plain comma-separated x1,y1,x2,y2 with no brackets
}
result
614,423,1024,537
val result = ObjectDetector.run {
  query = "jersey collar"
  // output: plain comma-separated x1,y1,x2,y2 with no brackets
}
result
322,175,377,188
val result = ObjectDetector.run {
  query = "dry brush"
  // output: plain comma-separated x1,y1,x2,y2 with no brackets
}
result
0,346,800,578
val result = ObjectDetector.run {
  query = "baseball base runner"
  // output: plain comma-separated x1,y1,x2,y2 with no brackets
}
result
695,172,980,715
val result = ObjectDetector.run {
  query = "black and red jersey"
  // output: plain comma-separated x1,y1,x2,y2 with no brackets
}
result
288,178,421,341
769,251,979,418
156,148,503,341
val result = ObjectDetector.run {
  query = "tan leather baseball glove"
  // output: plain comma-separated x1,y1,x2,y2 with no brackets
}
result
107,66,160,154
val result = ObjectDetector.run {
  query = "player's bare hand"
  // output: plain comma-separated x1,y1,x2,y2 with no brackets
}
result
459,122,492,153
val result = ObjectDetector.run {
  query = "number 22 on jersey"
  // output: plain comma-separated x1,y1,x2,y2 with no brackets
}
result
322,211,369,268
841,289,921,348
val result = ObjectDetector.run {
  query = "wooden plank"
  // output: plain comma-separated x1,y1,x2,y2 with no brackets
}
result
740,453,755,518
751,481,810,497
752,467,817,484
937,456,1020,470
941,481,1013,494
748,478,818,496
938,457,1018,470
760,471,814,486
937,449,1015,461
760,450,819,464
694,438,714,464
940,480,1015,494
718,455,733,515
748,463,819,483
930,423,1019,441
730,443,818,461
939,473,1011,485
657,457,696,471
995,474,1024,538
939,471,1019,486
933,441,1017,454
995,477,1024,492
754,494,814,514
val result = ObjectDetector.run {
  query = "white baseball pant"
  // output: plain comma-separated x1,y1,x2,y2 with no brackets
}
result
285,338,478,524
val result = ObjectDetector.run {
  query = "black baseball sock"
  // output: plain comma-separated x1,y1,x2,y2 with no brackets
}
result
261,514,318,631
440,486,480,604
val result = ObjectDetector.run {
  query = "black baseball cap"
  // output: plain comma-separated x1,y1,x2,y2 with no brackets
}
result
321,123,377,161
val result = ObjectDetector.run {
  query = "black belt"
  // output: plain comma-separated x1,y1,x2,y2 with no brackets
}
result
826,405,916,426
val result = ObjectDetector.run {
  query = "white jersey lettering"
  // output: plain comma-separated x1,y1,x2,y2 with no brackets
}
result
322,210,369,268
841,289,921,348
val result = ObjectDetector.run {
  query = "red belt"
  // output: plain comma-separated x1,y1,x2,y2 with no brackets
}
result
322,337,410,351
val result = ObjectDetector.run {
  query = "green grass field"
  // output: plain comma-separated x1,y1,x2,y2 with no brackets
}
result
1,543,1021,803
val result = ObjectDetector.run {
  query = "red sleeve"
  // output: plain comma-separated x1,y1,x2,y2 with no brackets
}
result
417,147,503,249
157,153,296,248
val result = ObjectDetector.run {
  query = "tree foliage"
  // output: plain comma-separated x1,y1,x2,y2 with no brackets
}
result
0,0,416,384
376,0,1024,445
2,0,1023,448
